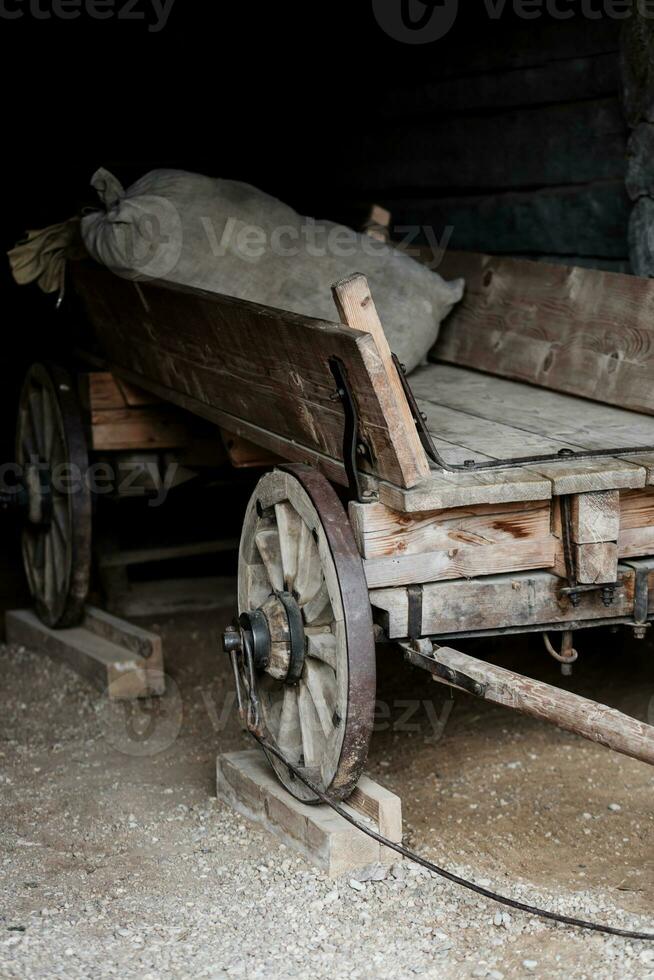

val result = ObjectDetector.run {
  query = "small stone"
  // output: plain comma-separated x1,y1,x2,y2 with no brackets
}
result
523,961,538,972
348,879,364,892
608,803,622,812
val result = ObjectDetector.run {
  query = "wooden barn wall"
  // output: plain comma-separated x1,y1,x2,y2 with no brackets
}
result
348,19,631,273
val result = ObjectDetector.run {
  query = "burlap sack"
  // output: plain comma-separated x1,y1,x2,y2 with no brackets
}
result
81,168,464,373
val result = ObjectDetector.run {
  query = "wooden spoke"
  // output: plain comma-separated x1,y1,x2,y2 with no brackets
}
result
297,682,326,768
29,390,46,459
294,521,322,605
302,579,332,625
274,501,301,591
276,687,302,762
41,385,56,460
303,659,337,737
306,631,338,670
254,528,284,592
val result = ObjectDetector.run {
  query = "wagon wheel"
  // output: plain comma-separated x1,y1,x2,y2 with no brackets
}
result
236,465,376,803
16,363,92,628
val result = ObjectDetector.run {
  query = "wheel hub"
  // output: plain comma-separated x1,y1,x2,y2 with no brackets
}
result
228,591,306,686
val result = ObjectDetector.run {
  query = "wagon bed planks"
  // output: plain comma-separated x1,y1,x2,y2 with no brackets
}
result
411,362,654,496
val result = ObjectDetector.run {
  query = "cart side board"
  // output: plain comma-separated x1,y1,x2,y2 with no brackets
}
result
72,262,429,491
434,251,654,417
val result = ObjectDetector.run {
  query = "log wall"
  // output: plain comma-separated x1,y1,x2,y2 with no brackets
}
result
348,19,632,273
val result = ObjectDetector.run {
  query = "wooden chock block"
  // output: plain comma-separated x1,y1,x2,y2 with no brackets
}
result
5,607,164,699
216,750,403,877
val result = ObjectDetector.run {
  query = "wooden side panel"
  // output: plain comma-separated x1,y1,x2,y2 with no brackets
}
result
81,372,194,451
619,487,654,557
371,568,636,640
73,263,427,489
350,499,556,588
434,252,654,416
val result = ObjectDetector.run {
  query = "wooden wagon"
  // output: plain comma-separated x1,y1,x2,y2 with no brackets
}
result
13,249,654,801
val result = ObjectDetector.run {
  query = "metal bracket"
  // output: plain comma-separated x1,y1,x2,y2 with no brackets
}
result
407,585,423,640
622,557,654,629
329,356,371,502
401,641,487,698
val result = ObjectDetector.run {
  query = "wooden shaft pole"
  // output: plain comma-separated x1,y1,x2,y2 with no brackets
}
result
403,642,654,767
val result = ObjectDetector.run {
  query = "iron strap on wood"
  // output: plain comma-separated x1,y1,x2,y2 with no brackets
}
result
392,353,654,473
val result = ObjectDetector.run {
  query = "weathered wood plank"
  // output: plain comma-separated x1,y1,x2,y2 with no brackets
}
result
331,274,429,485
72,263,425,489
432,254,654,417
411,362,654,483
371,568,635,640
618,488,654,558
574,542,619,585
416,389,646,495
350,499,556,587
349,499,552,559
220,432,281,468
90,407,191,451
571,491,620,544
5,607,165,699
368,467,553,513
363,539,558,590
412,362,654,453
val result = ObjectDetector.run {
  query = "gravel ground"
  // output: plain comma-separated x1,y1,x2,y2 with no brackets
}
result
1,595,653,979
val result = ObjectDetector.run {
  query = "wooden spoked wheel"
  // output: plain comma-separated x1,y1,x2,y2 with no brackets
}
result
16,363,92,628
238,465,376,803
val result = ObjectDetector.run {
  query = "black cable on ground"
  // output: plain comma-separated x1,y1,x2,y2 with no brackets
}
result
254,734,654,943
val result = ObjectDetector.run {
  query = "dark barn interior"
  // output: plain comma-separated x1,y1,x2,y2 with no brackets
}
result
1,4,654,976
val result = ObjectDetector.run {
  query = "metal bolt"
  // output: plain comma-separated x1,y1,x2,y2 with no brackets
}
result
633,625,648,641
560,663,573,677
222,626,241,654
